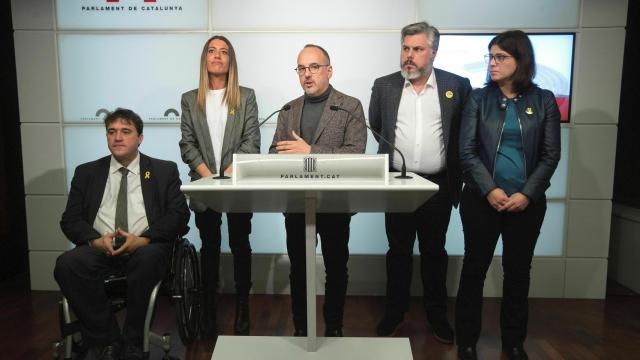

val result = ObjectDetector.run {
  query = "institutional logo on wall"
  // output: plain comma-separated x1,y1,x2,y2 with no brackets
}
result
77,0,184,13
83,108,180,122
58,0,206,31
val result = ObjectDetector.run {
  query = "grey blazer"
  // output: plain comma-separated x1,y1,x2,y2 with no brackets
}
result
269,88,366,154
179,86,260,211
179,86,260,178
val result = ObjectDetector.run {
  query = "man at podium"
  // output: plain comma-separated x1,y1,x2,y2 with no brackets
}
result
269,44,367,337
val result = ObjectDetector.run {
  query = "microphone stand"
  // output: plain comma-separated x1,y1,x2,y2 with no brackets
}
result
213,104,291,179
329,105,412,179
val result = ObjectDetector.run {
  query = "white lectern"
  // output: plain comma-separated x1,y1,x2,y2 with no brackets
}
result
181,155,438,360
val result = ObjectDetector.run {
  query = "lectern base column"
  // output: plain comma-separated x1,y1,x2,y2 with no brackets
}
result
304,195,317,352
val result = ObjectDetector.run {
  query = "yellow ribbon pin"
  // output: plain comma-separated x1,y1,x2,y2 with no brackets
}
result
445,90,454,99
525,107,533,115
144,171,151,179
229,109,235,115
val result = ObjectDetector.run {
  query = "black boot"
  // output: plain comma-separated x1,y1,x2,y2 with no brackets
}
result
324,326,343,337
200,291,218,338
232,246,252,336
199,243,220,339
234,295,250,335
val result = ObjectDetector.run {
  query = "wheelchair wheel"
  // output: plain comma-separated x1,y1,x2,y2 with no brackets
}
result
174,239,201,345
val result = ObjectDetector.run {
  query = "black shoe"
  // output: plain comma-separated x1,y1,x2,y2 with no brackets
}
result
324,327,343,337
503,346,529,360
122,344,144,360
428,317,454,344
82,348,101,360
234,296,250,335
457,345,478,360
84,343,121,360
376,310,403,336
293,328,307,337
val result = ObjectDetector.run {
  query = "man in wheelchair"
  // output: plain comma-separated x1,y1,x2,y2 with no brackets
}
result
54,108,190,360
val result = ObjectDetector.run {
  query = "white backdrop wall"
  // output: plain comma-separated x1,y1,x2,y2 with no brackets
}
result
12,0,627,299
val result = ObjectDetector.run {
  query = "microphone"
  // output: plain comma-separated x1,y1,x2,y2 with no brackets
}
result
329,105,411,179
213,104,291,179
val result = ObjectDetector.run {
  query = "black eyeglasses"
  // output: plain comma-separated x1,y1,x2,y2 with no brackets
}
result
294,64,329,75
484,54,513,64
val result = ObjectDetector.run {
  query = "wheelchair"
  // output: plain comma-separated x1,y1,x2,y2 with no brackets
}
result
53,237,201,359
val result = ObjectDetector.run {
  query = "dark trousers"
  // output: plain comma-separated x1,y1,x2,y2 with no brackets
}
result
455,187,546,348
54,242,171,347
285,213,351,330
384,171,452,321
195,209,252,326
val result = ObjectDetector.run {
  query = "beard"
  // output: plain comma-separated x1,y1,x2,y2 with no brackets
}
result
400,61,430,80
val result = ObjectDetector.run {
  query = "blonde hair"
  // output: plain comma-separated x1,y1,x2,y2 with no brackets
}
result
197,35,240,112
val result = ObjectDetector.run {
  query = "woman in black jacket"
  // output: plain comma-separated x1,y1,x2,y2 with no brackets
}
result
455,30,561,360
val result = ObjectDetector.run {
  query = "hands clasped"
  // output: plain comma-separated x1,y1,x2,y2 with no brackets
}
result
486,188,530,212
91,229,151,257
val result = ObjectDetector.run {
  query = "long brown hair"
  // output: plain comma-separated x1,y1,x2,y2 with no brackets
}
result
197,35,240,112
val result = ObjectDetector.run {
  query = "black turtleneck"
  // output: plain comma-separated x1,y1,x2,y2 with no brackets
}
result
300,85,332,144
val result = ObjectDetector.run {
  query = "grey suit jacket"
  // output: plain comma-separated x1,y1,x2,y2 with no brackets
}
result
269,88,366,154
179,86,260,211
179,86,260,178
368,69,471,206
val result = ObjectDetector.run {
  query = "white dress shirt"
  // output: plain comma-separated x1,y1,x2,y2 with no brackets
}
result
93,153,149,236
393,71,445,174
206,88,229,174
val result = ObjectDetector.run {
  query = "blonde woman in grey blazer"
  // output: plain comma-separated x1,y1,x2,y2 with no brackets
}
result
179,35,260,337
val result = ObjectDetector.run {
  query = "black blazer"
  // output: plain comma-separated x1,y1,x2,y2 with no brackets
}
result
369,69,472,206
60,153,190,246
